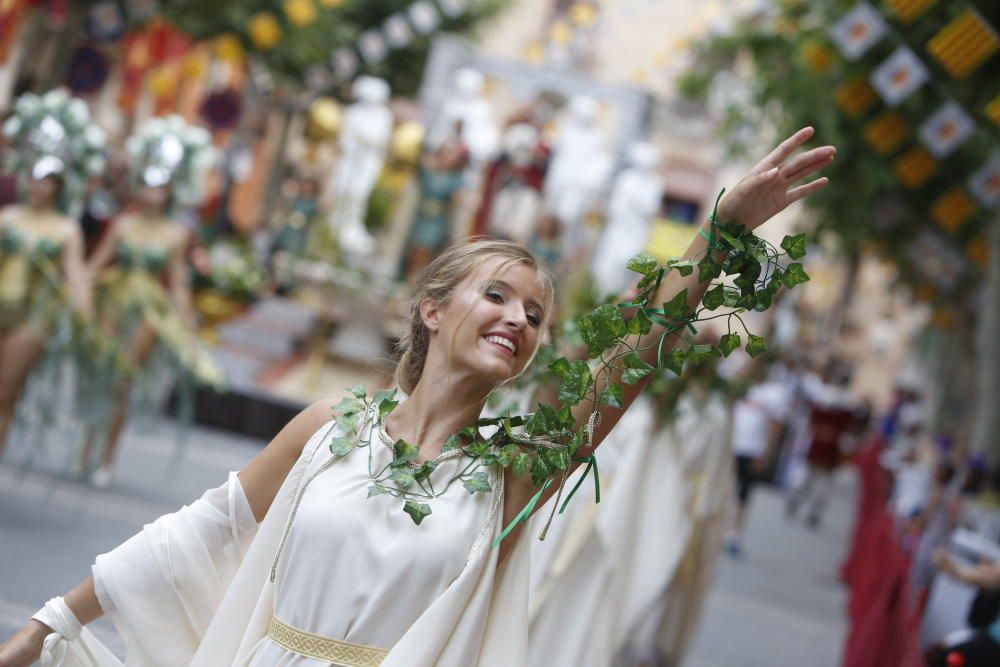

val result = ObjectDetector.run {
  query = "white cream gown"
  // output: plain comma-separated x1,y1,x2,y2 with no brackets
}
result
47,412,531,667
247,417,495,664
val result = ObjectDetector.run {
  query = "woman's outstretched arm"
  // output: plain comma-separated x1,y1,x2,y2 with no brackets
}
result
0,399,337,665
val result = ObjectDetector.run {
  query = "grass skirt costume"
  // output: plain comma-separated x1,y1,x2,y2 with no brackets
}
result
33,409,533,666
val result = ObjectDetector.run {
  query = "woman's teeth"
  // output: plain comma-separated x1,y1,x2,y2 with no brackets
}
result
485,335,516,354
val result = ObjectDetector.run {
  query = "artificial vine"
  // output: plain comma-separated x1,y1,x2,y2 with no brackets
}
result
325,192,811,545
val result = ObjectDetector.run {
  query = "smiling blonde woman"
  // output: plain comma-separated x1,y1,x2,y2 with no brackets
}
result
0,128,835,667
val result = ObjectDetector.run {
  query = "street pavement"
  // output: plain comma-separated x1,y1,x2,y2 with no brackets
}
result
0,417,853,665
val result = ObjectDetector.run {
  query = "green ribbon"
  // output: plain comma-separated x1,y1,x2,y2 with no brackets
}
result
492,477,553,549
559,454,600,514
699,187,727,247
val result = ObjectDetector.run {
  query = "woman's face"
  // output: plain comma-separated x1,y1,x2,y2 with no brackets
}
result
425,257,548,388
137,184,170,211
26,176,59,207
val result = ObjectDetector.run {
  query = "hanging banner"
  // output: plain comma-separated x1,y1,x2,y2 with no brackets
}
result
968,154,1000,209
829,2,887,61
919,100,974,159
870,46,929,107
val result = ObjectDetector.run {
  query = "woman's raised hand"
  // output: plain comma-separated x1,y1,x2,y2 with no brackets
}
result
715,127,835,232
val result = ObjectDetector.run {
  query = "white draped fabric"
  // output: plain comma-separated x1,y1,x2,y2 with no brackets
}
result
35,416,531,667
529,396,687,667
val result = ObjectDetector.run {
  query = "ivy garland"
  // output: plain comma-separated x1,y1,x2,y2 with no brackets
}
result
326,191,811,545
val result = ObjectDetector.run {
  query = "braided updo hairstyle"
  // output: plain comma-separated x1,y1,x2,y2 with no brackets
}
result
395,239,554,395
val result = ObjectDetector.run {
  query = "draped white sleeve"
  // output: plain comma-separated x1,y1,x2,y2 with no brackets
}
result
92,471,258,664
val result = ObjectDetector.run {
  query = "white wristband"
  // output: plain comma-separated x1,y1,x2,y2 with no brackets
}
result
31,597,82,667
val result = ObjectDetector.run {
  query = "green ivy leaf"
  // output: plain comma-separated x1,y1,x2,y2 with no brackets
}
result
442,433,464,452
663,347,687,375
621,352,654,384
782,263,810,288
661,289,691,320
392,439,420,466
578,304,628,358
549,358,593,407
463,470,493,494
331,395,363,417
512,453,532,477
689,344,721,364
526,403,572,435
329,435,354,457
668,258,697,276
626,309,653,335
498,443,520,467
348,384,367,399
367,483,388,498
413,460,438,482
723,288,742,308
780,233,808,260
375,389,399,420
531,455,553,487
698,255,722,282
403,500,432,525
703,284,726,311
746,334,767,358
753,291,773,312
626,252,658,276
600,383,623,408
719,333,741,357
389,468,416,487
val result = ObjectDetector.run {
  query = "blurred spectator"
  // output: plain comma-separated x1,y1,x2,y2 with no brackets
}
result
926,549,1000,667
785,361,860,529
725,363,791,557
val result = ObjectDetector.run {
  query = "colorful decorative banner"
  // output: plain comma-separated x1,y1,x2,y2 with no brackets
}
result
930,187,975,233
927,8,999,79
919,100,974,159
864,111,909,155
909,230,966,291
968,154,1000,209
829,2,887,61
870,46,929,107
893,146,936,189
835,78,878,117
884,0,936,25
987,94,1000,128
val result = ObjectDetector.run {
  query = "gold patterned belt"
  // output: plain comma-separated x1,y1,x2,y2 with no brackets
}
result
266,616,389,666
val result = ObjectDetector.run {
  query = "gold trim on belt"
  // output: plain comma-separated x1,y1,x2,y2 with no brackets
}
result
266,616,388,666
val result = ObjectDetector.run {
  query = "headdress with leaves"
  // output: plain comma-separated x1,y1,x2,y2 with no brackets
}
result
1,88,107,216
124,114,216,209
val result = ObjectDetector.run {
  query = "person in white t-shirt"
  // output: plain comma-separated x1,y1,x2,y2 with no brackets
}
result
726,375,790,557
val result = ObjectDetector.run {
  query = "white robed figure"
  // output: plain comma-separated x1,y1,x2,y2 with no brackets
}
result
591,141,663,299
0,129,835,667
327,76,394,260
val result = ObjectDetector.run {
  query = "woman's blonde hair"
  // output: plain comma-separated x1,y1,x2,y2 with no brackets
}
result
395,238,554,394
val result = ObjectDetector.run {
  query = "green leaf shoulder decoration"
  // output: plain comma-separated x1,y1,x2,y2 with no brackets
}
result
319,189,810,547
